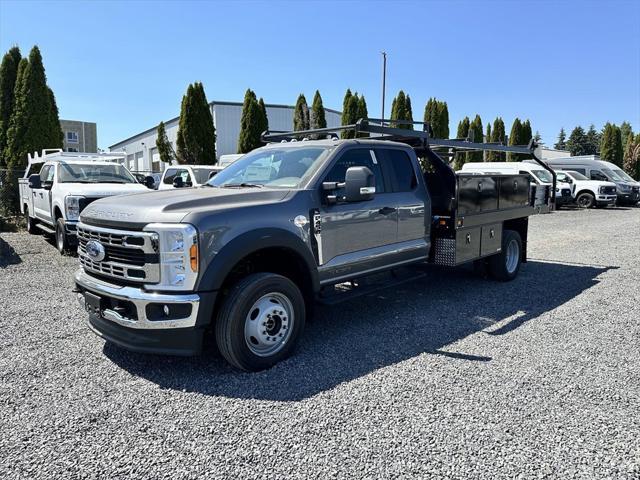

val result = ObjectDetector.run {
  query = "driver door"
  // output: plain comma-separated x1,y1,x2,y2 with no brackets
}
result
33,164,54,223
316,148,398,283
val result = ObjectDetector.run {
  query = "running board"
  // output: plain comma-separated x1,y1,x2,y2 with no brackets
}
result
317,267,427,305
35,223,55,234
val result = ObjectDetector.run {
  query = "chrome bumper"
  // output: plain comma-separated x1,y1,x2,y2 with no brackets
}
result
75,269,200,329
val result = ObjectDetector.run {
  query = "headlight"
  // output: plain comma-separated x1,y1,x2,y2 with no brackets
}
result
64,195,84,221
144,223,199,291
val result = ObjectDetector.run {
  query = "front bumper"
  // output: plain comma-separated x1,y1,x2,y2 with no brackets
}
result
596,195,617,205
75,269,216,356
616,191,640,204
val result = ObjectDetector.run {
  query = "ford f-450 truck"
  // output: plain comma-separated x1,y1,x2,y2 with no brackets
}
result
74,120,555,371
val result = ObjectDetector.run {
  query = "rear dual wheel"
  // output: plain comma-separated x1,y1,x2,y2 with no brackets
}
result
487,230,522,281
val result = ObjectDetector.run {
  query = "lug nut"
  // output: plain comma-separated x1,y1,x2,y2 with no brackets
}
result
262,330,266,335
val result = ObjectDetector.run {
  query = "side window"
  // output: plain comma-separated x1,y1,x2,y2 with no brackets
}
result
179,169,192,185
381,149,417,192
324,148,385,194
39,165,50,182
570,168,586,175
590,170,608,181
163,168,178,184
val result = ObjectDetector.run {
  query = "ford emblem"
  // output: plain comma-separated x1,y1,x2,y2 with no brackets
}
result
85,240,106,262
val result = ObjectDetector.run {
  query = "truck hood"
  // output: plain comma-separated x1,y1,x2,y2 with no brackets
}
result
80,186,291,229
575,180,617,189
65,182,149,197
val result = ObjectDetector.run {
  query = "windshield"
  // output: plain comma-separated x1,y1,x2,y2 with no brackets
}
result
531,170,553,183
58,163,136,184
567,171,588,180
191,168,216,184
208,147,333,188
612,168,635,182
602,168,623,181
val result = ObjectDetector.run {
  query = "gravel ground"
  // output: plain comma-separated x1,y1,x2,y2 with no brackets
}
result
1,207,639,479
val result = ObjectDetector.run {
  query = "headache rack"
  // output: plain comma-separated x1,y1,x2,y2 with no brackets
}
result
23,149,127,178
262,118,556,208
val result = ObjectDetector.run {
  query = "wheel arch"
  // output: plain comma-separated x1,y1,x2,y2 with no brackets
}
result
503,217,528,263
575,189,595,199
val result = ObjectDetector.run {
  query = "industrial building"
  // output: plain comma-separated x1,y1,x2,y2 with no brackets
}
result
109,100,342,173
60,119,97,153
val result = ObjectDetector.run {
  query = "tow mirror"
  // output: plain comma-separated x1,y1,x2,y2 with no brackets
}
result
144,176,155,189
344,166,375,202
173,176,184,188
28,174,42,189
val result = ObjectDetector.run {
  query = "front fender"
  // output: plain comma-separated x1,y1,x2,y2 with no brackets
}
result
196,228,320,292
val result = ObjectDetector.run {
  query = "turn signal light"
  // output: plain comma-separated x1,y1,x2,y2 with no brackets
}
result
189,243,198,272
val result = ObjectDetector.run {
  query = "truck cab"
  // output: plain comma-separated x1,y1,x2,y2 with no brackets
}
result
19,150,151,254
73,120,551,372
553,170,617,208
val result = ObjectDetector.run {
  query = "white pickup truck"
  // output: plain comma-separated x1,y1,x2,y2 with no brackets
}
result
553,170,617,208
19,150,152,253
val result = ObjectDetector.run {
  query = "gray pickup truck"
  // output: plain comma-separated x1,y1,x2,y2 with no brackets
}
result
74,121,554,371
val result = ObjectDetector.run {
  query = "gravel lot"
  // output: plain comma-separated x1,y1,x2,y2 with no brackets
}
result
1,207,639,479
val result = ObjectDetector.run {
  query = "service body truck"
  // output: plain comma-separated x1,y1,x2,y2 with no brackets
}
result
74,120,553,371
19,150,152,254
460,161,573,208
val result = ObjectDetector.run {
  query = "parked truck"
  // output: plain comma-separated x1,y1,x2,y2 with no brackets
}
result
73,120,554,371
19,150,153,254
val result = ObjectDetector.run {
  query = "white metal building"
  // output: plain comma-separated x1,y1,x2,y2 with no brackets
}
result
109,100,342,173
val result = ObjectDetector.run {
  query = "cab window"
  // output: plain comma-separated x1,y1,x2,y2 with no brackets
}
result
163,168,178,184
324,148,385,194
379,149,417,192
590,170,608,181
40,165,54,183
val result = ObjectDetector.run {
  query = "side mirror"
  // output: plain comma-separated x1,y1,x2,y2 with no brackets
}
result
28,174,42,189
173,176,184,188
344,166,375,202
144,176,155,189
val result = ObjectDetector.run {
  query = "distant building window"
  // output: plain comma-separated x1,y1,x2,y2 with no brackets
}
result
66,147,78,152
66,131,79,143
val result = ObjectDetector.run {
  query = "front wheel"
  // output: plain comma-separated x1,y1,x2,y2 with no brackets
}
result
215,273,306,372
576,192,595,208
55,218,71,254
487,230,522,281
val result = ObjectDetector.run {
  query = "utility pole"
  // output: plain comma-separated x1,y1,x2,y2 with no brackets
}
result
381,51,387,125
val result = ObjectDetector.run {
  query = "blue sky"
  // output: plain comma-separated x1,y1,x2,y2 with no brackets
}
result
1,0,639,150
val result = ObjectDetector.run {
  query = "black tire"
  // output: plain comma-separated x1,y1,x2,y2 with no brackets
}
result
24,207,37,234
487,230,522,282
215,273,306,372
576,192,595,209
55,217,71,254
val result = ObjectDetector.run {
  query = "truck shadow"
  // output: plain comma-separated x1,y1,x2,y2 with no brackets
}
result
0,236,21,267
105,260,614,401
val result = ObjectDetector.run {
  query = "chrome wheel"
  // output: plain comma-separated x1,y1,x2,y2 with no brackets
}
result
505,239,519,274
244,292,294,357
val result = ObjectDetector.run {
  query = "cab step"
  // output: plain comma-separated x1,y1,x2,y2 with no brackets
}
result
34,223,55,234
317,267,427,305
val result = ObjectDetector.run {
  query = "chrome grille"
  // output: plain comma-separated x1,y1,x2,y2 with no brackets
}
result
77,224,159,283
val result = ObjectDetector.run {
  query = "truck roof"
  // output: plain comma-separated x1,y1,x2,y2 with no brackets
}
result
261,137,410,150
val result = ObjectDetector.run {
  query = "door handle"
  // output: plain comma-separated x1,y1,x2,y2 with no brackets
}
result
378,207,396,215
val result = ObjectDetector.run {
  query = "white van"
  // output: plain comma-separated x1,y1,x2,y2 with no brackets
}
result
537,156,639,205
460,161,573,208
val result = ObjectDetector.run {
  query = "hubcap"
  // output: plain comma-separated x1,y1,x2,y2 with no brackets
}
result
244,292,294,357
505,239,519,274
579,195,590,207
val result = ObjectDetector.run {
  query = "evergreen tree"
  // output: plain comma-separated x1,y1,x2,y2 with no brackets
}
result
155,121,173,164
554,127,567,150
601,124,624,167
176,82,216,164
487,117,506,162
521,120,532,145
390,90,412,129
585,124,601,155
257,97,268,140
507,118,523,162
466,115,483,162
566,126,588,156
620,121,633,152
0,46,21,164
533,131,542,143
484,123,492,161
237,88,262,153
423,98,436,132
356,95,369,137
5,46,62,169
340,88,352,132
453,116,470,170
436,101,449,138
310,90,326,130
341,94,359,139
293,93,310,131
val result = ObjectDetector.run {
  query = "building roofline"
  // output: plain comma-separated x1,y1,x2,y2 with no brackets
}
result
109,100,342,149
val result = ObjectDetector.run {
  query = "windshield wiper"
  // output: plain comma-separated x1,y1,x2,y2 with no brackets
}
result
220,183,264,188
